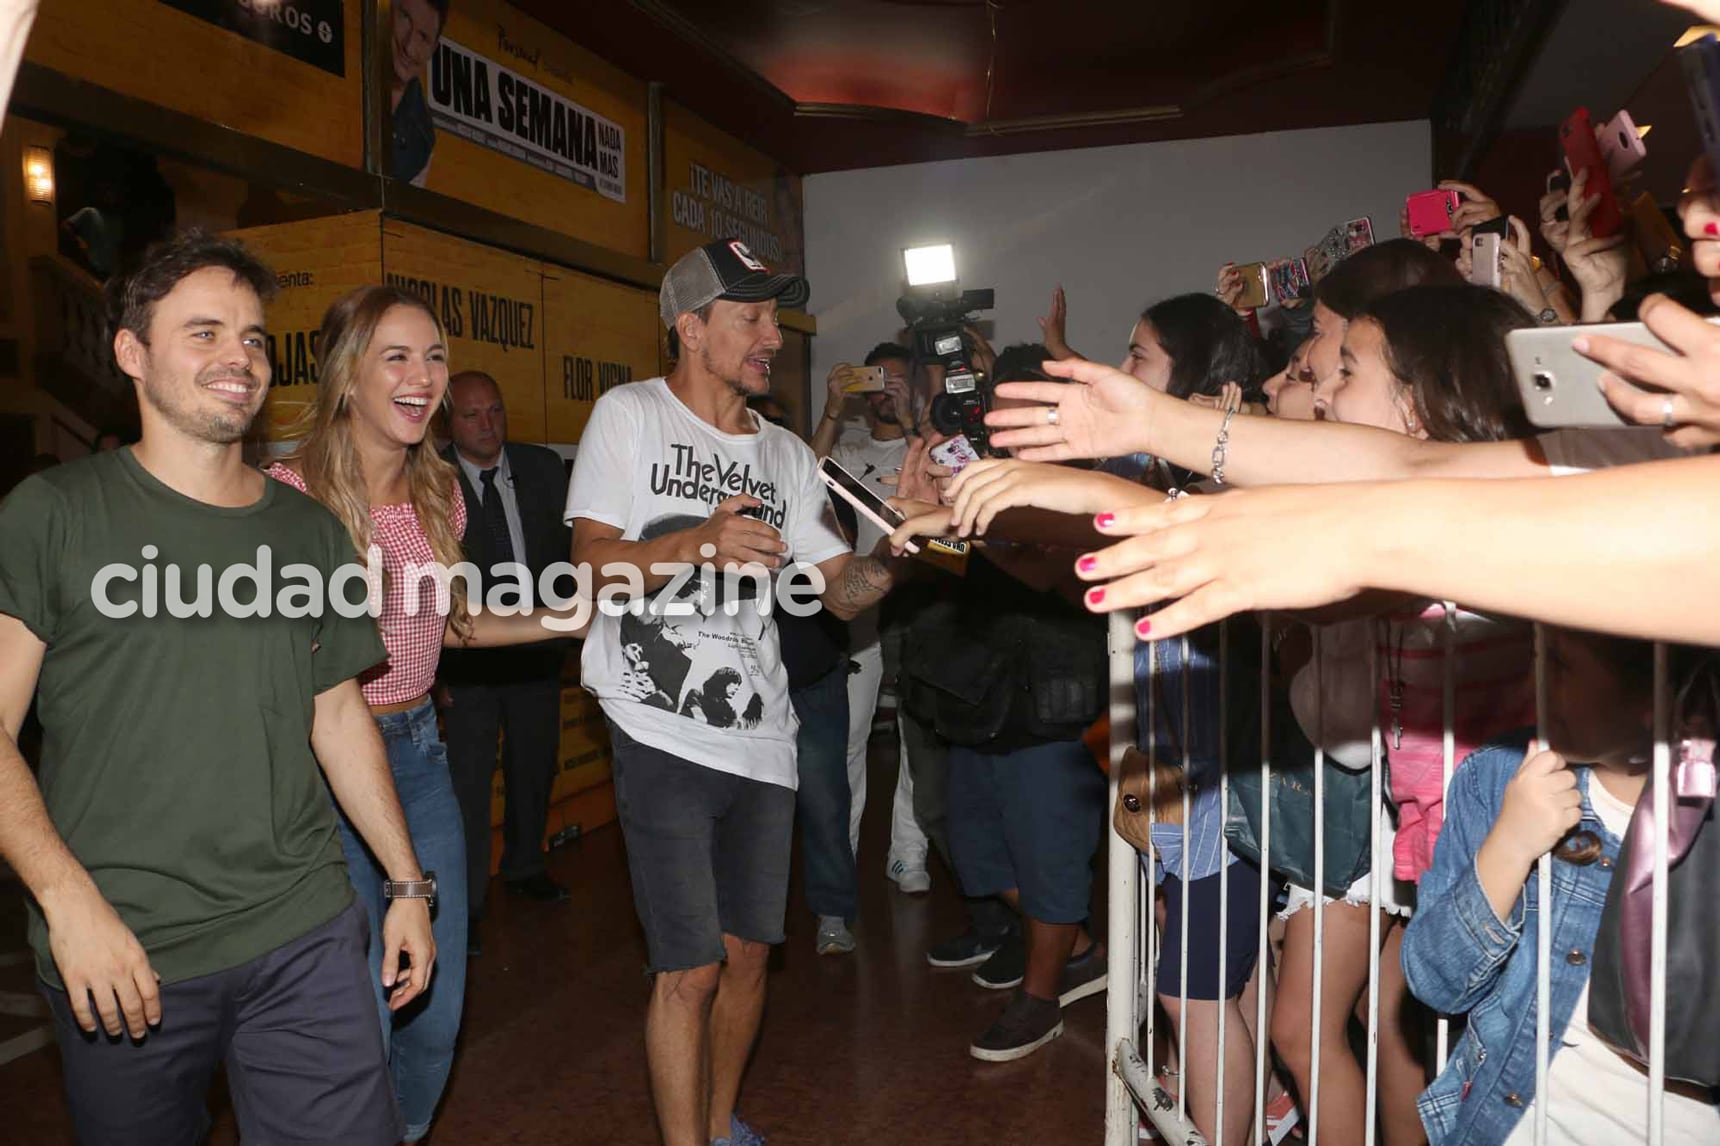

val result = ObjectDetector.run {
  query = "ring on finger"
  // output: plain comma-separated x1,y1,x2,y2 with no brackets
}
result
1663,396,1677,431
1046,407,1060,427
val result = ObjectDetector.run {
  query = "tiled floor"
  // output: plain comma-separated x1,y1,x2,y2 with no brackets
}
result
0,730,1109,1144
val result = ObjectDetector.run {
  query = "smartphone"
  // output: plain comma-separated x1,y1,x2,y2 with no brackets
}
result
1232,262,1269,309
1680,35,1720,182
1507,323,1654,428
1472,215,1511,239
818,456,918,554
1598,109,1648,181
1469,233,1503,289
1406,189,1459,238
1267,257,1312,305
1629,192,1683,274
837,365,886,393
928,433,981,476
1559,108,1622,238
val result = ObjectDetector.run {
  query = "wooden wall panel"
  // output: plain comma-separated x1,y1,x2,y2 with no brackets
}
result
29,0,363,169
382,220,548,443
540,266,659,448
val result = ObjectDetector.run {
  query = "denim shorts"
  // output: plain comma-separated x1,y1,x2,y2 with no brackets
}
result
608,722,797,973
1157,858,1264,1001
947,738,1108,924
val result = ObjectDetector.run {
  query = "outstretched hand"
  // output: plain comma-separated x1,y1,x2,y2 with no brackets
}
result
940,458,1155,537
984,357,1159,461
1068,484,1376,640
1039,286,1076,360
1574,293,1720,448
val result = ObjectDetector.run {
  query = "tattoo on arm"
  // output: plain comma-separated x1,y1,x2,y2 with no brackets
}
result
831,555,892,614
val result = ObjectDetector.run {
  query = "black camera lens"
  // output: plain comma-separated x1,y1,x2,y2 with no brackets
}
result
1533,372,1555,394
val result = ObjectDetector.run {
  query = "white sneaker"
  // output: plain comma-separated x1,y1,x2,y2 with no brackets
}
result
887,858,931,894
815,915,856,955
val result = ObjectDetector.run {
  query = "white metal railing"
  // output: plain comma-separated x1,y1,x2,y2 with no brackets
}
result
1102,611,1677,1146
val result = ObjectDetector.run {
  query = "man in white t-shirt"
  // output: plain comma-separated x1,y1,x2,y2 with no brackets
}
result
810,342,935,896
564,239,896,1146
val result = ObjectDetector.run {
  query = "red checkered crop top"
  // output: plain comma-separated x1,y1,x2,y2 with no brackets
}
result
266,463,466,706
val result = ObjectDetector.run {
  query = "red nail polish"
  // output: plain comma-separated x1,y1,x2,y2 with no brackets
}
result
1136,618,1153,637
1087,588,1106,606
1077,555,1097,573
1707,222,1719,237
1095,512,1115,528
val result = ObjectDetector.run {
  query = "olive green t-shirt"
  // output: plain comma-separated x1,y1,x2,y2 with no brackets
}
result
0,449,387,987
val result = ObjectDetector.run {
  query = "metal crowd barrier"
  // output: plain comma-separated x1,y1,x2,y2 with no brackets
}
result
1101,610,1677,1146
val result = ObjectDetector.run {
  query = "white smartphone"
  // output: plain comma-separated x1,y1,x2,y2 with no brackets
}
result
1469,232,1503,289
1507,322,1658,429
818,456,918,554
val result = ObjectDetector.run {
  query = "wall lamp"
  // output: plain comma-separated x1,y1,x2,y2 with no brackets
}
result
23,146,53,204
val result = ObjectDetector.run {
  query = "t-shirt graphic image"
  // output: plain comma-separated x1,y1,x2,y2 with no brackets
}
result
612,512,770,726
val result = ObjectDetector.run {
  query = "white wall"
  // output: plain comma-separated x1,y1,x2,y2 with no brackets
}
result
803,119,1432,388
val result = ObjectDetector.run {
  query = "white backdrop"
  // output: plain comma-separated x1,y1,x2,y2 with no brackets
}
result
802,119,1432,396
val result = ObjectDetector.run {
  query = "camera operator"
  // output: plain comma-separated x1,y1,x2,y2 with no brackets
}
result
895,345,1109,1062
811,344,935,897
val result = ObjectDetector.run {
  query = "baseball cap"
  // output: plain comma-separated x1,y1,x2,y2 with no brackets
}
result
659,239,810,328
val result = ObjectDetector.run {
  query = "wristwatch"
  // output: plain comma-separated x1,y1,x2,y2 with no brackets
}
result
1537,307,1560,325
384,872,438,909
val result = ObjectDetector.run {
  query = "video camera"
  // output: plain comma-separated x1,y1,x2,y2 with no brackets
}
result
895,244,997,454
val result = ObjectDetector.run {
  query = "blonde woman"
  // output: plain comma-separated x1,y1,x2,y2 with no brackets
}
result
267,284,584,1142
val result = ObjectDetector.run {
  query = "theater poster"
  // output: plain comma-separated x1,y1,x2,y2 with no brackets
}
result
663,101,805,278
382,0,648,256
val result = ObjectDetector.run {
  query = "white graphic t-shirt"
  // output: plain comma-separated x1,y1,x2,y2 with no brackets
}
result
565,378,850,789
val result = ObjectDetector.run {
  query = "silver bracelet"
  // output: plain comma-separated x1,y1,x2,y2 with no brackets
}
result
1211,407,1237,485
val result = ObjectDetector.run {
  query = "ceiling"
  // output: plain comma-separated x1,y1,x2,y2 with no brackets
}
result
527,0,1467,173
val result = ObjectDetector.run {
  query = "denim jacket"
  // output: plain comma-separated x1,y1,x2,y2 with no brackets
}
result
1401,734,1622,1146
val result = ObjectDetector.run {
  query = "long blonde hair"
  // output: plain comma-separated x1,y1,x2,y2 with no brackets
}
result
281,285,471,639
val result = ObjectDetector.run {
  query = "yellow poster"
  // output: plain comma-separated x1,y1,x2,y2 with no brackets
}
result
541,267,660,448
381,221,548,443
663,101,805,276
384,0,648,257
228,210,385,442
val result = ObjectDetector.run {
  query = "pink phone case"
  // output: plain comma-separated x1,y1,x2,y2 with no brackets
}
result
1599,110,1648,180
818,466,918,554
1406,190,1459,237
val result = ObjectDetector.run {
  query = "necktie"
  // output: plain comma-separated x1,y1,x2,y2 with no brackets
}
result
479,466,516,565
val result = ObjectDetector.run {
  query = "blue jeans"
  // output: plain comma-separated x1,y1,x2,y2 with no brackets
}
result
791,664,857,921
334,699,468,1143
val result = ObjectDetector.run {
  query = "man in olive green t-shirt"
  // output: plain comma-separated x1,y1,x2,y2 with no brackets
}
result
0,232,433,1146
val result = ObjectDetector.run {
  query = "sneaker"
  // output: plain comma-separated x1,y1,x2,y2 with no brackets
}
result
971,932,1026,990
1058,945,1108,1007
815,915,856,955
728,1114,766,1146
925,928,1008,968
1264,1090,1302,1144
969,989,1064,1062
887,857,931,894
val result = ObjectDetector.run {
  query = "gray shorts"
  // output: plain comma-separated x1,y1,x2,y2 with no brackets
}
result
41,899,400,1146
608,722,796,973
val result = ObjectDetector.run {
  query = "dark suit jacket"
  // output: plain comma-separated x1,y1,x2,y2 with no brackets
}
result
439,442,575,686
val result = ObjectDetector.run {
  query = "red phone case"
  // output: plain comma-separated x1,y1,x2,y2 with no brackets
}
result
1406,190,1458,238
1559,108,1622,239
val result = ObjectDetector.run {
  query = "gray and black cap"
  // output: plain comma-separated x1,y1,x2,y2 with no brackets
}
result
658,239,810,328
